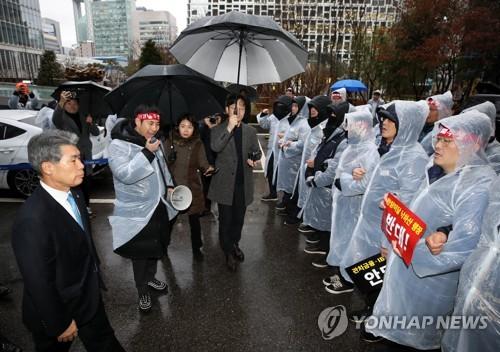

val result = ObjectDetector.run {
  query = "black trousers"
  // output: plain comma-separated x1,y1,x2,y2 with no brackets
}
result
170,214,203,252
131,258,158,295
201,175,212,211
31,298,124,352
189,214,203,251
218,183,247,255
266,154,277,196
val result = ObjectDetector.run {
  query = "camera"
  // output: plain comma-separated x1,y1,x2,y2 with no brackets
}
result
68,91,77,99
248,151,262,162
209,115,218,124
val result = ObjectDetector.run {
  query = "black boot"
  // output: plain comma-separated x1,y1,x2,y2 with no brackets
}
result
226,253,237,272
233,244,245,262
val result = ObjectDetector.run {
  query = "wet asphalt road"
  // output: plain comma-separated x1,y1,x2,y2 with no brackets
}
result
0,134,421,352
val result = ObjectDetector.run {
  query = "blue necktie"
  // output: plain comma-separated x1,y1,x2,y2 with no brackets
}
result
67,193,84,230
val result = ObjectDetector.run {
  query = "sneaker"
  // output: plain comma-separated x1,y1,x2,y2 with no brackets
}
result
138,292,152,311
312,257,329,268
325,278,354,294
261,194,278,201
305,232,321,244
303,244,327,255
147,278,167,291
284,216,300,225
360,322,384,343
349,306,373,323
322,274,341,286
275,201,286,210
298,224,316,233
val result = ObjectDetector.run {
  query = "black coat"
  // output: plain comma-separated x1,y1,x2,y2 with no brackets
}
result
11,186,102,337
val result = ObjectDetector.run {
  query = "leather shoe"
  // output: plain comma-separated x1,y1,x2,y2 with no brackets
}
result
233,244,245,262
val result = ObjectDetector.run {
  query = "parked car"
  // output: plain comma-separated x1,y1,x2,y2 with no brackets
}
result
461,94,500,140
0,109,107,197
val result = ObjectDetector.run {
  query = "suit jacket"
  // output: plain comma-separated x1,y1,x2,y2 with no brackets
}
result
208,121,260,206
11,186,102,337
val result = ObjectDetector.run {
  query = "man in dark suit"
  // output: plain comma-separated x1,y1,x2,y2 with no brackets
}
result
11,130,124,352
208,94,261,271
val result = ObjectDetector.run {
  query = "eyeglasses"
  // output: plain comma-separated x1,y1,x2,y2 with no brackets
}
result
436,137,454,146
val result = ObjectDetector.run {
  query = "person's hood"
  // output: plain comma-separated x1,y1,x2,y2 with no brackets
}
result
433,111,492,167
273,95,293,120
388,100,428,147
345,110,375,145
354,104,373,114
292,96,308,115
427,91,453,119
326,101,350,130
462,101,497,138
307,95,331,128
111,118,146,146
331,87,347,104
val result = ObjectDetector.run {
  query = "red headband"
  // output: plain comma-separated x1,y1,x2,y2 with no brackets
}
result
136,112,160,121
437,126,453,139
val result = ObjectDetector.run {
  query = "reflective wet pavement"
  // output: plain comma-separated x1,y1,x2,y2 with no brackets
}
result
1,134,427,351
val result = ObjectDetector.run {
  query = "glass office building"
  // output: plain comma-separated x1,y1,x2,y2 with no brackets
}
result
92,0,134,58
0,0,44,81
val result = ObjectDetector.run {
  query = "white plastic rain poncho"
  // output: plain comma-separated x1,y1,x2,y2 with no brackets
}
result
300,129,347,231
34,107,56,130
339,100,429,281
257,112,289,182
462,101,500,174
295,119,328,209
326,110,380,266
420,91,454,155
107,121,178,250
368,111,496,350
276,97,311,193
441,175,500,352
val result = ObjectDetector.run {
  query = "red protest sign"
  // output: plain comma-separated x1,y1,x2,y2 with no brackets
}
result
381,193,427,266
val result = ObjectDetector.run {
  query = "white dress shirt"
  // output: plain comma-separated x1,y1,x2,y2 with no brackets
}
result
40,181,81,225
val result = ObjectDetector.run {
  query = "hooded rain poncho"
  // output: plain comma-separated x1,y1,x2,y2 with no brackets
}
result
340,100,429,281
368,111,497,350
327,110,380,266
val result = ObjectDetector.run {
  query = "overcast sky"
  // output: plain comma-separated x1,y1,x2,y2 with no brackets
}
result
39,0,189,48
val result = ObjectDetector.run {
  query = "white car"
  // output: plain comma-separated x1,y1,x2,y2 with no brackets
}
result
0,109,108,197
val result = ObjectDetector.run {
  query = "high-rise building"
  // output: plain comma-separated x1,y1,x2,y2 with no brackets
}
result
132,7,177,59
42,18,62,54
186,0,399,65
187,0,209,26
72,0,94,43
0,0,44,80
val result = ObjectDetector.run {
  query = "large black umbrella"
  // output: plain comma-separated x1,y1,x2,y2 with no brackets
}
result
226,84,258,102
51,81,112,121
104,64,228,126
170,11,308,86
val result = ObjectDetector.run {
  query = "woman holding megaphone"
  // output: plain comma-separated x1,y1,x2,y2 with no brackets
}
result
164,113,215,261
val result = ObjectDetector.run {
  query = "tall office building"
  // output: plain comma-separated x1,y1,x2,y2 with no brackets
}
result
186,0,399,65
132,7,177,59
187,0,209,25
0,0,44,80
72,0,94,43
91,0,135,58
42,18,62,54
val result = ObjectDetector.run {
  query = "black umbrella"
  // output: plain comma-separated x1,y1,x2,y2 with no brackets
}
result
226,84,258,102
104,64,228,126
170,11,308,86
52,81,113,121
